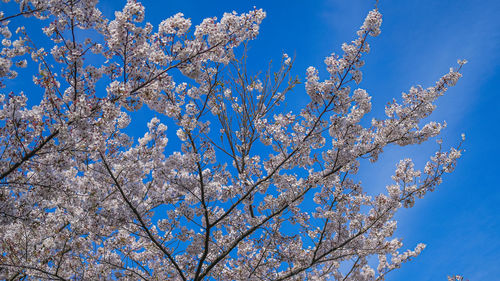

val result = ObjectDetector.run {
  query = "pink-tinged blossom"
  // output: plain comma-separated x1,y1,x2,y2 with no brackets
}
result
0,2,465,280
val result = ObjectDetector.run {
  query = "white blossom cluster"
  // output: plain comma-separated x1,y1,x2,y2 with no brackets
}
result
0,1,465,280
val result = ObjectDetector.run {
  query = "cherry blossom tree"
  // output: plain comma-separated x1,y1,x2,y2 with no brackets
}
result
0,0,466,280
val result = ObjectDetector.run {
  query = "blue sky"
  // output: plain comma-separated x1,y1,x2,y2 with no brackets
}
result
5,0,499,279
122,0,499,279
155,0,499,279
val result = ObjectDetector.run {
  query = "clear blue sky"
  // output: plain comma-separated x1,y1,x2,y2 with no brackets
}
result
129,0,498,279
120,1,499,279
8,0,500,279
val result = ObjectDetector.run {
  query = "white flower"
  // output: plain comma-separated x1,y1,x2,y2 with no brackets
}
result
176,128,187,141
